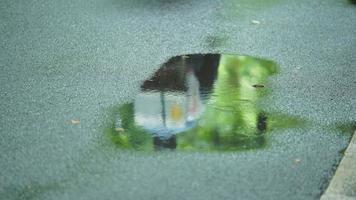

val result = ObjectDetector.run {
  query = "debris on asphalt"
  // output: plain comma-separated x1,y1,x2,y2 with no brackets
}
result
71,119,80,125
251,20,261,25
294,158,301,164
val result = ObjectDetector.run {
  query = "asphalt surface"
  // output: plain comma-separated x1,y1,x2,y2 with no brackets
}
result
322,131,356,199
0,0,355,199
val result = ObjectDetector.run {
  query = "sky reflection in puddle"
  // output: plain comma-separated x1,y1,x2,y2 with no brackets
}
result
106,54,305,151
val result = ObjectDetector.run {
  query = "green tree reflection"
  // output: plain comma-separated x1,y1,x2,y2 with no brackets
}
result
177,55,277,151
105,54,305,151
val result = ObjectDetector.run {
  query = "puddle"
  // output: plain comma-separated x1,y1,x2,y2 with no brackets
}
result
106,54,305,151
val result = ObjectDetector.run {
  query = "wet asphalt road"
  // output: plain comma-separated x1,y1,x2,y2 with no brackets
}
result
0,0,355,199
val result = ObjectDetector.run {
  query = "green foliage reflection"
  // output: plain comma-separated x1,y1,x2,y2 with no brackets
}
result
177,55,277,151
105,54,305,151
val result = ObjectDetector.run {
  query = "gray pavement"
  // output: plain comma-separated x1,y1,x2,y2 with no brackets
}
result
0,0,355,200
321,131,356,200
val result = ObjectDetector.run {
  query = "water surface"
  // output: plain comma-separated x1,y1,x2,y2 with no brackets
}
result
106,54,305,151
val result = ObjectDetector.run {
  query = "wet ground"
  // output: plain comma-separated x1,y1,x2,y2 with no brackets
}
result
1,0,356,200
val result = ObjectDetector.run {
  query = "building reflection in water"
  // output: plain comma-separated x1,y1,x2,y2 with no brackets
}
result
107,54,299,151
136,54,220,150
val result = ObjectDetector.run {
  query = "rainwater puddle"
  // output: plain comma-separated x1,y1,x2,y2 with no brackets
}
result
106,54,305,151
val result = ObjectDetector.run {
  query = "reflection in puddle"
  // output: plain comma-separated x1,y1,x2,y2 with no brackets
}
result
106,54,304,151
